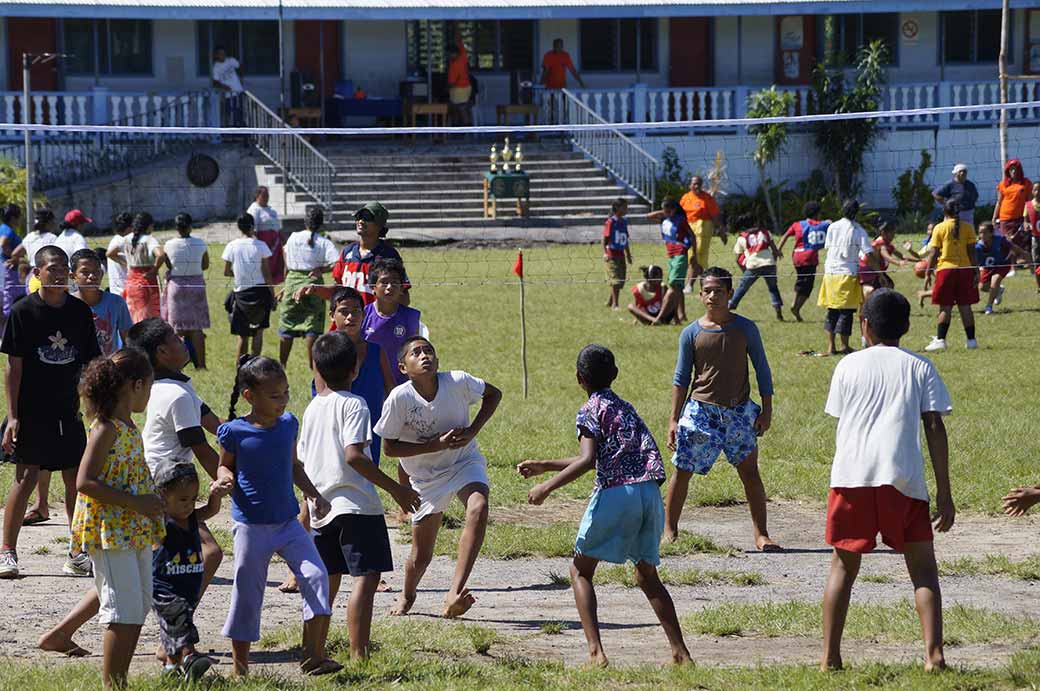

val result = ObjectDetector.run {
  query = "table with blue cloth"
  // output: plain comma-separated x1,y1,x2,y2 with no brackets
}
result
483,171,531,219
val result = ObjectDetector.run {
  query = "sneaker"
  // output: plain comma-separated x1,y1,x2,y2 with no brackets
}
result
924,337,947,352
984,304,994,315
0,549,18,578
994,286,1005,305
966,338,979,350
63,551,92,577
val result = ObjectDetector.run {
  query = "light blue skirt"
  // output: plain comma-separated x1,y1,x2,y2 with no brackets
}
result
574,480,664,566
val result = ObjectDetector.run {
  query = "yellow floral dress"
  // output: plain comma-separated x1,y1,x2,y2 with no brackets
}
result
71,419,165,552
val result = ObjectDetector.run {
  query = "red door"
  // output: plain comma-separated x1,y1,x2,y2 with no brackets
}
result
669,18,712,87
7,18,59,92
774,16,816,85
294,21,341,99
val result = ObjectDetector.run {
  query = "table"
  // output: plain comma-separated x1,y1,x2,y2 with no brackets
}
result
496,104,540,140
483,171,531,219
284,107,322,128
409,102,449,140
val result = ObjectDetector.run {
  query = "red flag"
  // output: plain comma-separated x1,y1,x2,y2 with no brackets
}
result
513,250,524,278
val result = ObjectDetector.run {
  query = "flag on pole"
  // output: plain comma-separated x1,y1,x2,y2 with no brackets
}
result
513,250,524,278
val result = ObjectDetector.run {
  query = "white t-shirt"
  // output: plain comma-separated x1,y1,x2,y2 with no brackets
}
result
221,237,272,291
298,389,383,524
164,236,208,276
212,57,243,94
283,230,338,272
825,345,952,502
247,202,281,232
142,375,204,478
22,231,57,265
55,230,88,259
106,234,128,294
123,233,160,268
374,371,486,486
823,218,873,275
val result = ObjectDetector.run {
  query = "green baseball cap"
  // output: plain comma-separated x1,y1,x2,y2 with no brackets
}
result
354,201,389,226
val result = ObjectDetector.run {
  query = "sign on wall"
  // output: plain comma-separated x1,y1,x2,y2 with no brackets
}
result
901,16,921,47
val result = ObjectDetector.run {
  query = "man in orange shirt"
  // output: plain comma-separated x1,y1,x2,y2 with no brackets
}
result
447,36,473,126
540,39,585,90
993,158,1033,259
679,176,725,289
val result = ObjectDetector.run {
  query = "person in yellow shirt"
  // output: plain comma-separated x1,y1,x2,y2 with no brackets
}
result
923,200,979,352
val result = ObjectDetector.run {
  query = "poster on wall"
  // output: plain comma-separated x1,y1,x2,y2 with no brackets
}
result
901,16,920,47
780,16,804,50
783,51,800,79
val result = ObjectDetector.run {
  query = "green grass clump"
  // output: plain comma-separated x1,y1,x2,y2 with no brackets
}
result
859,573,896,584
539,621,565,635
595,564,764,588
687,600,1040,644
30,545,51,556
660,533,740,557
940,554,1040,580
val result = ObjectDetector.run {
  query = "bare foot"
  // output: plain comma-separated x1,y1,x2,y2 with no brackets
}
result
661,529,678,544
756,536,783,552
442,589,476,618
38,631,91,657
821,657,843,671
396,509,413,525
924,657,947,673
278,574,299,593
377,579,392,593
587,651,609,668
672,649,692,665
390,593,416,616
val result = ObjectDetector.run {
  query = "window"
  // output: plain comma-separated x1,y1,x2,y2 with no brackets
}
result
818,13,898,65
197,20,280,76
406,20,534,73
579,18,658,72
943,11,1007,64
62,19,152,75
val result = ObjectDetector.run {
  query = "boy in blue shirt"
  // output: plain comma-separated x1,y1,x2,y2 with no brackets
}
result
975,221,1029,314
519,344,690,667
665,266,780,551
602,198,633,310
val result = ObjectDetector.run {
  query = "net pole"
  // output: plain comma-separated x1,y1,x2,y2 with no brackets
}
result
22,53,34,233
517,248,528,400
999,0,1010,166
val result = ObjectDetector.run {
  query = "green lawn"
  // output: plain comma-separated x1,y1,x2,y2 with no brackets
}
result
2,239,1038,521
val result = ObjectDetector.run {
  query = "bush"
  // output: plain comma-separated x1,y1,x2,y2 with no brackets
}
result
0,158,45,229
655,146,687,206
892,150,934,218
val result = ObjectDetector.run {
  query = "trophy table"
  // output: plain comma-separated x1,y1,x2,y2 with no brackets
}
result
483,142,530,219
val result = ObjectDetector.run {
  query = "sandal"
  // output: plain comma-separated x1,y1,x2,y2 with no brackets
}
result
181,652,215,681
22,509,49,526
301,657,343,676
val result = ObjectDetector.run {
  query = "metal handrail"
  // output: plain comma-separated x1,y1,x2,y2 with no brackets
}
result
241,91,335,218
542,89,658,203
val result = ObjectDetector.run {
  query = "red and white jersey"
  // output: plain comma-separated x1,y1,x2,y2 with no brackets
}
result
331,241,409,304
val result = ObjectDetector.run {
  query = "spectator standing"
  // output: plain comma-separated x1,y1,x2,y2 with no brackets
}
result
16,208,57,295
993,158,1033,255
55,210,90,259
540,39,584,90
212,46,244,127
105,212,133,296
932,164,977,226
162,213,210,369
679,176,724,288
247,186,286,285
447,36,473,127
122,212,164,323
0,204,24,325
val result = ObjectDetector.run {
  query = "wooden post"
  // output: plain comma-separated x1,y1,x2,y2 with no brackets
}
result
999,0,1010,166
515,249,528,399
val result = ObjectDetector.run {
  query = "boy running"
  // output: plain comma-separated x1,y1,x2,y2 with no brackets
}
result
652,198,700,324
777,202,830,321
375,336,502,618
822,288,954,672
665,266,779,551
975,221,1029,314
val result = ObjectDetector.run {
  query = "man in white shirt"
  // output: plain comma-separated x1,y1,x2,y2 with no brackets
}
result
212,46,244,127
817,199,879,356
821,288,954,673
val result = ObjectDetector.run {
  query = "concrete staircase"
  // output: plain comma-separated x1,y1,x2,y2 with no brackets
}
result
256,140,651,232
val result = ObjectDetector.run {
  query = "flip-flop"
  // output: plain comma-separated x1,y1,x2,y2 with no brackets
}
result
301,657,343,676
277,581,299,594
22,510,49,525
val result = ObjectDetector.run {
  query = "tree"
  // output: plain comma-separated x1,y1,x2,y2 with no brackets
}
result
810,40,889,199
746,87,795,234
0,158,45,228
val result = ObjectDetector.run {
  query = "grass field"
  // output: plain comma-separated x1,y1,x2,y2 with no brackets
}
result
3,238,1037,518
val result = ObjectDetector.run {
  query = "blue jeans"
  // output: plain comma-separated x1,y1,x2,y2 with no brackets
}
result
729,265,782,309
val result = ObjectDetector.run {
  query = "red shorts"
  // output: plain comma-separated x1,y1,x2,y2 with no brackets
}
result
825,486,933,554
931,267,979,306
979,265,1010,284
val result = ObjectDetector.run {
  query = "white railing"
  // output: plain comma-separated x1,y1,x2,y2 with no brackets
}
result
241,91,335,218
0,90,215,138
559,79,1040,129
539,89,657,203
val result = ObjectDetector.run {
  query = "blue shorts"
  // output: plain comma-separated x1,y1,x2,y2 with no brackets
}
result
575,481,664,566
671,398,760,475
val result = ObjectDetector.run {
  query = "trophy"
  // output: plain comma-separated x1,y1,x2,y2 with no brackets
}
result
489,144,498,173
514,143,523,173
501,137,513,169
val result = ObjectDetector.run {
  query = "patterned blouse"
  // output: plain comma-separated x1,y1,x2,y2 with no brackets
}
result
576,389,666,491
71,419,165,552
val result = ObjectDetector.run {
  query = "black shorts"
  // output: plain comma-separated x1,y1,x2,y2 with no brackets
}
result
4,415,86,471
227,286,272,336
823,308,856,336
794,264,817,296
314,513,394,577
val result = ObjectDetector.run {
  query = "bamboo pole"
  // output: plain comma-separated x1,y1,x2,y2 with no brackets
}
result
517,248,528,399
999,0,1010,166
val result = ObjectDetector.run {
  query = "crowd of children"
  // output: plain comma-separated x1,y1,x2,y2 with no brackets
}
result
0,161,1039,685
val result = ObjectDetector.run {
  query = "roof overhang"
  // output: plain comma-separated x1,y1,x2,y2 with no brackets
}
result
0,0,1024,21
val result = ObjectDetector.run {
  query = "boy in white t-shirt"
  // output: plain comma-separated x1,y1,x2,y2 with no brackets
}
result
300,332,419,659
222,213,275,363
821,288,955,673
374,336,502,619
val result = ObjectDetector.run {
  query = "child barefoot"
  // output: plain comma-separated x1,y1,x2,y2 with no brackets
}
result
152,464,228,681
518,345,691,667
603,198,633,310
300,332,420,658
821,289,954,672
217,356,340,677
628,265,671,325
71,349,165,688
375,336,502,618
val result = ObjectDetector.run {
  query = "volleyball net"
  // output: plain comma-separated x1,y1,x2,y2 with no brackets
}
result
3,96,1040,290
